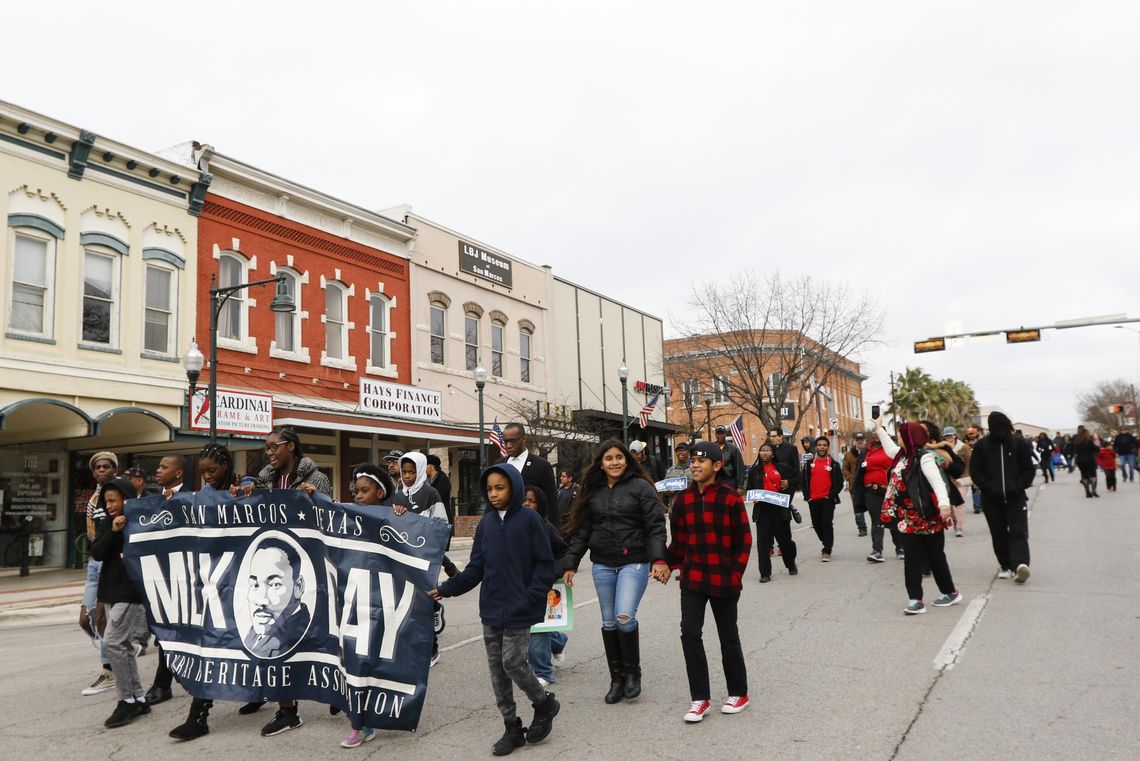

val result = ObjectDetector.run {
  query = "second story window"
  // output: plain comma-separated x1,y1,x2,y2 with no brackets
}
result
429,304,446,364
82,250,117,346
9,231,55,338
465,312,479,371
682,379,699,408
325,282,347,360
218,254,245,340
714,374,730,404
491,322,504,377
519,328,532,383
143,263,176,354
369,294,392,370
275,271,299,353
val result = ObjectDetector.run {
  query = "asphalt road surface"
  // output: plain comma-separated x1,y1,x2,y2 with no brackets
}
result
1,469,1136,760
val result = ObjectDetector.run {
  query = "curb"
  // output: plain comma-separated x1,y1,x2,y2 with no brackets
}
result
0,602,80,629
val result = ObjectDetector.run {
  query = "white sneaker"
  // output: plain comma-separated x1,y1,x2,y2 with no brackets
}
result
538,677,551,688
551,653,564,668
1014,564,1030,584
997,569,1014,580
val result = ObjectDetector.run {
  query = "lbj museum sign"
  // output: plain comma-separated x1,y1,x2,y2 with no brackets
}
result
458,240,513,288
360,379,442,423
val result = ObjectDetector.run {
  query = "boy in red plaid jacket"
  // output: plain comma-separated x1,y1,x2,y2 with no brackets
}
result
659,440,752,723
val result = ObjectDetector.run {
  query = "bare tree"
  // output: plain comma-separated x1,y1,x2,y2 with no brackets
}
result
675,271,883,438
1076,378,1137,432
495,394,606,458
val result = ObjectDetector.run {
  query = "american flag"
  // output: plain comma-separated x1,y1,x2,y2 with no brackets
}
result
488,421,508,458
639,391,662,429
729,414,746,453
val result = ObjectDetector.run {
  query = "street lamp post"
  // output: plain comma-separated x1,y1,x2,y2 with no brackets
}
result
619,362,630,446
475,366,488,476
704,390,714,440
182,338,204,430
207,273,295,444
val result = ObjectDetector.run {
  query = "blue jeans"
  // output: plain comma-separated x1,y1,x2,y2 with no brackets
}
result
1120,453,1137,481
591,562,649,633
971,486,982,510
83,559,109,666
528,632,555,683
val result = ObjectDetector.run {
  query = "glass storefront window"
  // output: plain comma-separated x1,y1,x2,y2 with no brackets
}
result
0,449,67,568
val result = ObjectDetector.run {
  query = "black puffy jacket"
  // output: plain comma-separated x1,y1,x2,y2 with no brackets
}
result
565,470,667,569
969,435,1036,502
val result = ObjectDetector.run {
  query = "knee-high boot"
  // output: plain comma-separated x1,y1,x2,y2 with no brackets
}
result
601,628,624,704
618,626,641,700
169,697,212,741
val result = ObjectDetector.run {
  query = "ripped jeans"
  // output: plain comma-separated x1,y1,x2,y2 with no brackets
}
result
591,562,649,633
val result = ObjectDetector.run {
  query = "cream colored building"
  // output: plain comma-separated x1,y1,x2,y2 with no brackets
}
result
0,101,204,567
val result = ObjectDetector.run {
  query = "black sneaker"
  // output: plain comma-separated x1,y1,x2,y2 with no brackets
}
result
526,692,560,744
145,685,173,705
260,707,302,736
105,700,146,728
788,565,798,576
239,698,267,715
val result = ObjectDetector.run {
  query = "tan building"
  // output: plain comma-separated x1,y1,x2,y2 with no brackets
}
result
664,332,867,465
0,101,205,568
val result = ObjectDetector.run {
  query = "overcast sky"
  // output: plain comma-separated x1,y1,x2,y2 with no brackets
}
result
9,1,1139,429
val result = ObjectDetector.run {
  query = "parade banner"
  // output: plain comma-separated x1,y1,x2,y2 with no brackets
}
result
745,489,791,507
122,489,449,731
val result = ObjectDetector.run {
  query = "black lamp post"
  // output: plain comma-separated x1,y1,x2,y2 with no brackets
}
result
619,361,629,447
704,390,714,440
207,273,295,443
182,338,204,430
475,365,488,476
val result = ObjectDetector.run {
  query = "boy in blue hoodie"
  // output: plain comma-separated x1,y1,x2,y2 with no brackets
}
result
430,465,560,756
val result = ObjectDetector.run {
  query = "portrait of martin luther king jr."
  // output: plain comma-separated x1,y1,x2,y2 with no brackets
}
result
242,539,312,658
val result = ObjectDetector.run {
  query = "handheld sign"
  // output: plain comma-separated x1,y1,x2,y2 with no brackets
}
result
655,477,689,493
531,581,573,633
745,489,791,507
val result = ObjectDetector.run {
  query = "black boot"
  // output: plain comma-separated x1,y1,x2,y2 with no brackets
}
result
618,626,642,700
526,692,560,744
169,698,211,741
600,629,624,704
492,717,527,756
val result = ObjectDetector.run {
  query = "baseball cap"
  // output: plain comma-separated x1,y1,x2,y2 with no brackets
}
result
675,441,690,451
126,466,147,479
854,432,865,440
628,441,647,453
382,449,405,462
690,440,723,462
942,426,958,437
714,425,727,433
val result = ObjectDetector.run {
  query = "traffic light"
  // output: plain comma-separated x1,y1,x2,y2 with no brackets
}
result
1005,329,1041,344
913,338,946,354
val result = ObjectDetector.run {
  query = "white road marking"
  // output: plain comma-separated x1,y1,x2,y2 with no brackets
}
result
438,596,598,654
933,594,989,672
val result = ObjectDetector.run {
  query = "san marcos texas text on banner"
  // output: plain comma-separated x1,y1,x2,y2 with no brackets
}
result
122,489,449,731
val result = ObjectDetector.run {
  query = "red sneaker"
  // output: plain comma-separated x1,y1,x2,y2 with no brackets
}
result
721,695,750,714
684,700,712,722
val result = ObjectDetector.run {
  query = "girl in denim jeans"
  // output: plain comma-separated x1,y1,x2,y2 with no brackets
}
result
563,439,668,704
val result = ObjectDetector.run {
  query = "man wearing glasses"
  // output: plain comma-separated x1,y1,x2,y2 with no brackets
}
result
496,423,560,529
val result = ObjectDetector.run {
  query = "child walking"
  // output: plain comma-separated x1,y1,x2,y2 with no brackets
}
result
661,441,752,723
522,486,569,687
1096,441,1118,492
430,465,560,756
91,478,151,728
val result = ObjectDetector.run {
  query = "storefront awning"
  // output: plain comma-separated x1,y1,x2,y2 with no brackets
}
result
273,393,482,445
0,398,177,448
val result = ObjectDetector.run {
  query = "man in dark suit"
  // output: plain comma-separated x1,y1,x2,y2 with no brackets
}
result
496,422,560,527
145,455,190,705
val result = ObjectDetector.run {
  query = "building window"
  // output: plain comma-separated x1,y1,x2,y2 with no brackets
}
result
491,322,504,377
682,379,700,408
144,264,176,354
82,250,117,345
369,294,392,369
464,312,479,371
766,372,783,400
275,270,299,353
429,304,446,364
519,329,532,383
218,254,245,340
714,375,730,404
9,232,55,337
325,282,347,360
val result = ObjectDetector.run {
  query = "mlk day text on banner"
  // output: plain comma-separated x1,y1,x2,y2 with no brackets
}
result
122,489,449,731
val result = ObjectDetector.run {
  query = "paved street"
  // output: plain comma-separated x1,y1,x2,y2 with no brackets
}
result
1,470,1136,760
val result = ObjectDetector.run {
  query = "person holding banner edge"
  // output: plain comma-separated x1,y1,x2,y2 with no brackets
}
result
745,443,798,582
430,464,560,757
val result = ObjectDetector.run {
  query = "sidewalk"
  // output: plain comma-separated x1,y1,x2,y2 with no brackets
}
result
0,566,85,629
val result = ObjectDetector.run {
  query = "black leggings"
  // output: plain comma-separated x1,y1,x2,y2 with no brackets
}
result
902,532,955,601
808,499,835,554
754,507,796,576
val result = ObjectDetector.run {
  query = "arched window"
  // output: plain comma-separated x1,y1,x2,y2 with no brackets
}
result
325,282,348,360
8,227,58,339
429,301,446,365
369,293,393,370
274,270,300,353
491,320,505,377
81,245,122,348
519,327,533,383
464,311,480,371
143,262,178,355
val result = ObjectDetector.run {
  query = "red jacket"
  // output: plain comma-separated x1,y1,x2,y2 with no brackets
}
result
667,480,752,598
1096,447,1117,470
